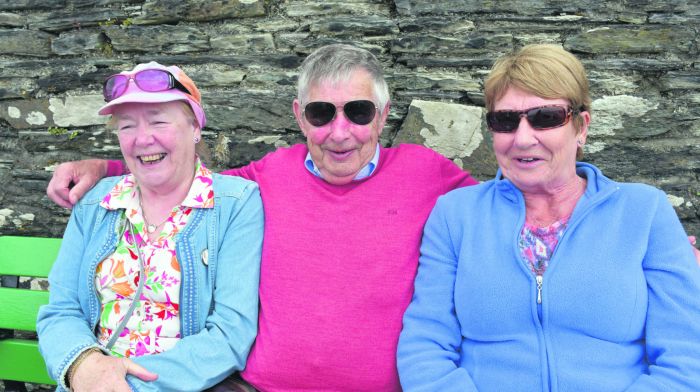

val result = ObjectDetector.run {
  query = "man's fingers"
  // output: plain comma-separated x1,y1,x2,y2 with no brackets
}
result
123,358,158,381
46,172,75,208
68,178,95,205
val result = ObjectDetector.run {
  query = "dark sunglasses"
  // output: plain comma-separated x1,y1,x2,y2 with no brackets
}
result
103,69,191,102
486,105,579,133
303,100,378,127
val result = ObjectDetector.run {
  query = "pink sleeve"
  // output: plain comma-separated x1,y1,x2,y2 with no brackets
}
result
438,154,479,193
221,162,257,182
106,160,126,177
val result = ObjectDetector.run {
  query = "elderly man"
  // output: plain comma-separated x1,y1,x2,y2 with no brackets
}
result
47,44,478,391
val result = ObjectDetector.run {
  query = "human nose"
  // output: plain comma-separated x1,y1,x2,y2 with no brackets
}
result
327,108,352,141
133,123,156,145
512,116,538,147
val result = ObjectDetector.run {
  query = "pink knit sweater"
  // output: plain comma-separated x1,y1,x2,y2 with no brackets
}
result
222,144,477,391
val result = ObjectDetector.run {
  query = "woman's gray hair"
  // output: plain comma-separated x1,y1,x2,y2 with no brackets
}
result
297,44,390,113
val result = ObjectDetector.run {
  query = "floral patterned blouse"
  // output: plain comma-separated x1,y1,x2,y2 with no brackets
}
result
96,159,214,358
518,218,569,276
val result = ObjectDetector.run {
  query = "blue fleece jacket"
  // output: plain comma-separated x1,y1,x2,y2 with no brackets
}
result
398,162,700,392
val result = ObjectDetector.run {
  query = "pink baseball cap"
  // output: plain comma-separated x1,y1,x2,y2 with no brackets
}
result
98,61,206,128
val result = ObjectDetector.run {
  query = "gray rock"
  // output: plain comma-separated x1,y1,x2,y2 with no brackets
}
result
104,25,210,54
27,8,128,33
0,12,26,27
136,0,265,25
284,1,390,17
0,29,52,57
51,30,105,56
310,16,398,36
565,26,695,54
0,0,65,11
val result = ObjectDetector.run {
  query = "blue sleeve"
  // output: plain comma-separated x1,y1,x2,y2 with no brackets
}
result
626,190,700,391
397,197,478,392
36,202,103,392
127,184,264,392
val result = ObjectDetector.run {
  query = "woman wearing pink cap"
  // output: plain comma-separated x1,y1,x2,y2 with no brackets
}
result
37,62,264,392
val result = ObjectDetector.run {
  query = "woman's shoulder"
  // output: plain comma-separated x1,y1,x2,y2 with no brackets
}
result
211,172,260,200
79,176,123,205
437,180,496,207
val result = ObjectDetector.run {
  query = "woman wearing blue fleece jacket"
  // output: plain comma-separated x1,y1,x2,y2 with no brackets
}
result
397,44,700,392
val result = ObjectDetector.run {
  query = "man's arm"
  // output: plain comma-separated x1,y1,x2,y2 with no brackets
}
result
47,159,113,208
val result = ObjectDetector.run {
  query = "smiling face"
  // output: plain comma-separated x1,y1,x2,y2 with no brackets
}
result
114,101,200,194
492,86,590,195
292,68,389,185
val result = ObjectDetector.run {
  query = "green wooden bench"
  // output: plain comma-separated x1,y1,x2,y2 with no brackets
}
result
0,235,61,389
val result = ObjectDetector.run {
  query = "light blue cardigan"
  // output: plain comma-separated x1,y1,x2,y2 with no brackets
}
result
398,162,700,391
37,173,263,392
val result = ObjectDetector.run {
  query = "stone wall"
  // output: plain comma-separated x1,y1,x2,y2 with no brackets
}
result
0,0,698,240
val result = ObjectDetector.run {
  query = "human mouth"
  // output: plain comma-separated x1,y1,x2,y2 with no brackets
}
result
327,149,354,160
138,153,167,165
514,157,542,166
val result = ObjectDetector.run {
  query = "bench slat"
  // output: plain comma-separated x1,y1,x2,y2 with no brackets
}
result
0,339,55,385
0,236,61,277
0,287,49,331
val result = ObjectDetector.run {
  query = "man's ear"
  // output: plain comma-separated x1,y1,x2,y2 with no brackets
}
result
293,98,307,137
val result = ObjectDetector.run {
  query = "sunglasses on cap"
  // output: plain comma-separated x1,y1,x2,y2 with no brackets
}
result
302,100,378,127
103,69,192,102
486,105,579,133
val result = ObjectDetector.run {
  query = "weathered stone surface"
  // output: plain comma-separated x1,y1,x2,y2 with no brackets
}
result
28,9,128,33
392,34,512,55
136,0,265,25
584,58,685,72
205,91,297,133
0,0,65,11
134,54,303,69
397,56,494,69
0,1,698,243
104,25,210,54
589,95,661,138
310,16,398,36
565,26,695,54
186,66,247,88
389,70,480,92
659,71,700,91
51,31,105,56
394,100,497,179
210,33,275,53
398,17,475,35
0,29,53,57
253,19,300,33
0,11,25,27
49,95,105,127
394,0,587,16
292,38,387,57
0,77,36,100
284,0,390,17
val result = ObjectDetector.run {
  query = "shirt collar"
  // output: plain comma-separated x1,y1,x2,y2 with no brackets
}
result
100,157,215,210
304,144,380,181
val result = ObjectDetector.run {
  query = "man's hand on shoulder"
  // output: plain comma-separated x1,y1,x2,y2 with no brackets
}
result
47,159,109,208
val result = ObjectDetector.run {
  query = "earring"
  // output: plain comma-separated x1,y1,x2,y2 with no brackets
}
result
577,139,583,146
194,136,200,144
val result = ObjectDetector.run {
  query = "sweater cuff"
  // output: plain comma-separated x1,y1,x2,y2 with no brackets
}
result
106,160,127,177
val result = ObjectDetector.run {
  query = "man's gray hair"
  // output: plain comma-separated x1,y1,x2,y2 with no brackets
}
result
297,44,390,113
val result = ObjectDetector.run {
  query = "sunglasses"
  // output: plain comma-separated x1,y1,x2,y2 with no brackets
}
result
486,105,578,133
103,69,191,102
303,100,378,127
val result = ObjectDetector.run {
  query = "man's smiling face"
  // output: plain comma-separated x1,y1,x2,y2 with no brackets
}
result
293,68,387,185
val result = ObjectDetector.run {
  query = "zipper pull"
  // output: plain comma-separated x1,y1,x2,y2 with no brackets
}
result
536,275,543,304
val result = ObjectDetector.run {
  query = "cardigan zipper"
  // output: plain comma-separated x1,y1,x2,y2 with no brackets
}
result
536,275,543,304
